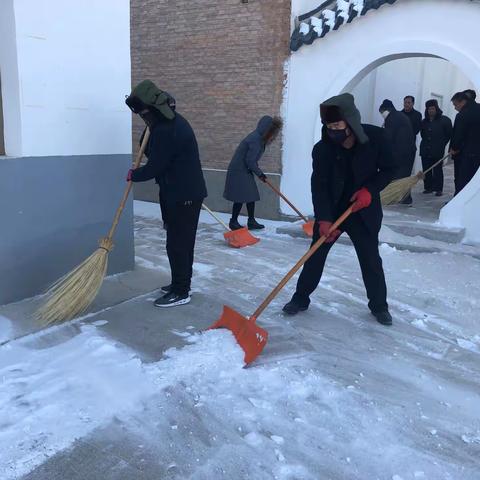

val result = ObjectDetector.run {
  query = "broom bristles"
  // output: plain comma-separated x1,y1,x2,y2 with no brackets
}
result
380,174,421,206
36,238,113,326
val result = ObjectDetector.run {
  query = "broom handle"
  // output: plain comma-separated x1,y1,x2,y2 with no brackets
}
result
250,206,353,321
202,204,231,232
264,179,310,223
421,153,450,176
107,128,151,240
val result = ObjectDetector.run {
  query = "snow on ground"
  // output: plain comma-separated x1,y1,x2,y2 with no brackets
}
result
1,202,480,479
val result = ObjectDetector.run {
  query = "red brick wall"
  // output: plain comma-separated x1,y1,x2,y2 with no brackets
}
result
130,0,291,174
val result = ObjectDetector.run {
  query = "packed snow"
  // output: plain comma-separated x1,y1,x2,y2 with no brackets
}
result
0,202,479,479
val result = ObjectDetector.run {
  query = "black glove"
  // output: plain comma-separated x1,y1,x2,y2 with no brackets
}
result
259,174,267,183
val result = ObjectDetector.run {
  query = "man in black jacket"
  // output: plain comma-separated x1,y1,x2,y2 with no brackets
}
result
450,91,480,194
283,93,396,326
379,99,416,204
420,99,452,196
126,80,208,307
402,95,422,138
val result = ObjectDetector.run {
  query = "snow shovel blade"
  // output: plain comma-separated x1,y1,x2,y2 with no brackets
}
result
209,305,268,364
302,220,314,238
223,227,260,248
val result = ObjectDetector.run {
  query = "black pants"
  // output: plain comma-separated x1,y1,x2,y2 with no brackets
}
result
458,154,480,194
396,151,416,202
292,215,388,313
421,156,444,192
232,202,255,220
162,198,202,295
453,155,463,196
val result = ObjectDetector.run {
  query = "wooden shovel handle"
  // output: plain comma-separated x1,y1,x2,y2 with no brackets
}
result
264,179,309,223
107,128,151,240
202,203,231,231
422,153,450,176
250,206,353,321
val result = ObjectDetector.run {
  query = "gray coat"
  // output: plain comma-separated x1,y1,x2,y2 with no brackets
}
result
223,116,273,203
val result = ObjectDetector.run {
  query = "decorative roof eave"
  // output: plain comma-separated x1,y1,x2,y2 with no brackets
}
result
290,0,399,52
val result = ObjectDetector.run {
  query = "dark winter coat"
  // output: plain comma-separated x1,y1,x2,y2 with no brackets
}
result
383,110,416,177
420,112,452,159
450,101,480,159
131,113,207,204
402,108,422,136
311,124,396,235
223,116,273,203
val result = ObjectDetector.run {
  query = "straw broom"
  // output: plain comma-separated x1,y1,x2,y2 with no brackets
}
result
36,129,151,326
381,153,450,206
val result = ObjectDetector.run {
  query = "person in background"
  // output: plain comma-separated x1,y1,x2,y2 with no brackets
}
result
463,89,477,102
379,99,416,204
402,95,422,138
223,116,282,231
450,91,480,194
126,79,208,308
419,100,452,196
283,93,396,326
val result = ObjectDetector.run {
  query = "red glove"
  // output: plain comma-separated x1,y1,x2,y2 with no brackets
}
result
126,169,133,182
318,221,341,243
350,187,372,213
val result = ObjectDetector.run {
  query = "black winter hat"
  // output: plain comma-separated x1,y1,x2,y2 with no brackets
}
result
320,93,368,144
425,99,439,109
379,99,395,112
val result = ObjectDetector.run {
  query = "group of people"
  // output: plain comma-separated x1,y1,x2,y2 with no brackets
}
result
123,78,477,330
378,90,480,202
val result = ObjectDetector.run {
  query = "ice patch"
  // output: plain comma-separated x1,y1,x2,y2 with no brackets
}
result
456,338,479,352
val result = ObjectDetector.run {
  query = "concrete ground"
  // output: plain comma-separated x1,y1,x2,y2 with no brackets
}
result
1,182,480,479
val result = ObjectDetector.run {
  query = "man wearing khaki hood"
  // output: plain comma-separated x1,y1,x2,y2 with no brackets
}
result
125,80,207,308
283,93,397,326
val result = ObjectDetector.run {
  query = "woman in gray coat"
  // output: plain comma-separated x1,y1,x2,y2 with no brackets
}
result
224,116,282,230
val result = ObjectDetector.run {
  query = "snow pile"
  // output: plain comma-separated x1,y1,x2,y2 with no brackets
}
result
0,315,13,343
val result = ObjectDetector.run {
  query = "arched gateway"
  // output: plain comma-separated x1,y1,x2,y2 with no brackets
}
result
282,0,480,243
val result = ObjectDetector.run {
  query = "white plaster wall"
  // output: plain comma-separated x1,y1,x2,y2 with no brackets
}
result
1,0,131,157
0,0,23,156
284,0,480,242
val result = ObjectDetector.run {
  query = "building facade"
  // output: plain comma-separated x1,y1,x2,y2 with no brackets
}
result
0,0,134,304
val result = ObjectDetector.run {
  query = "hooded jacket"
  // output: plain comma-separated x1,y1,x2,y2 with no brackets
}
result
223,116,274,203
313,94,396,234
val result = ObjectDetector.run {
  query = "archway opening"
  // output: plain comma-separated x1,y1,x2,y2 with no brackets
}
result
346,55,476,222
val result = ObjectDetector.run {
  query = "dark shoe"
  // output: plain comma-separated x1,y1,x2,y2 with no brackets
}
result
422,190,433,194
161,284,172,293
372,310,393,326
400,196,413,205
229,219,244,231
435,191,443,197
154,292,191,308
282,300,308,315
247,218,265,230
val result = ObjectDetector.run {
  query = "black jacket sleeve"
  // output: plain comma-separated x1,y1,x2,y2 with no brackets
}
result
413,111,422,136
364,129,396,194
443,116,453,148
311,143,334,222
451,111,467,152
244,141,265,177
131,123,175,182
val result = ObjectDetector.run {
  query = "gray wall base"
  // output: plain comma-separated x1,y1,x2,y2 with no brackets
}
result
0,154,134,305
134,168,282,219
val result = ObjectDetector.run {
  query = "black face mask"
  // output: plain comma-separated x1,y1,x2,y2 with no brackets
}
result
327,128,349,145
139,110,159,128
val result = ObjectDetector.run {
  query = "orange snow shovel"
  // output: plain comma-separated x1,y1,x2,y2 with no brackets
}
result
264,179,314,237
209,206,353,364
202,204,260,248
